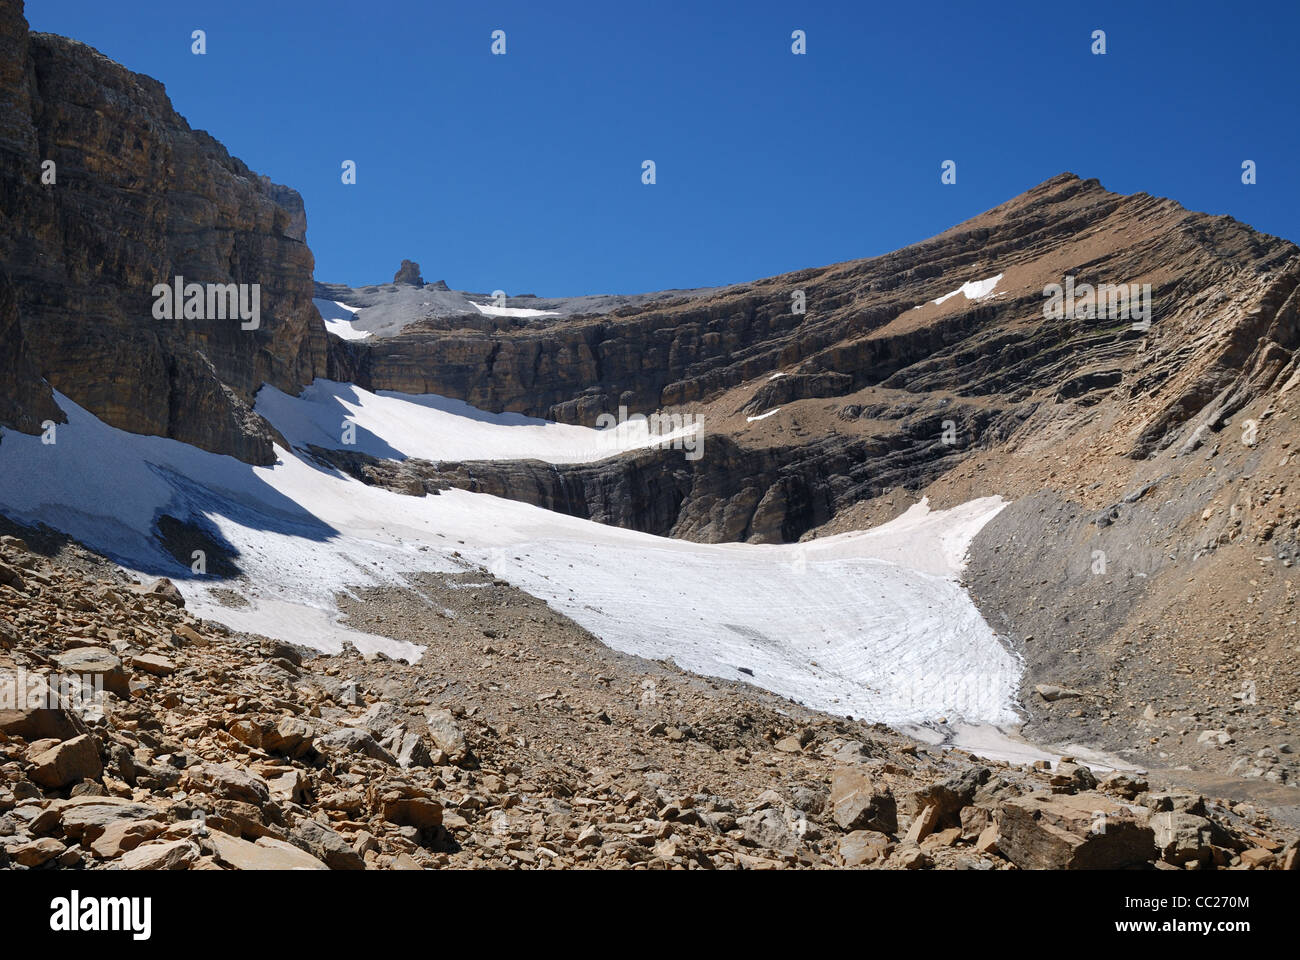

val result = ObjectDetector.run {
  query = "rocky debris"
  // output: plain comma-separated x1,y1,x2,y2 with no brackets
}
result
0,531,1294,871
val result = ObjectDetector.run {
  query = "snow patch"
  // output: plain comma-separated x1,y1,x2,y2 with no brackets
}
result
932,272,1004,307
313,298,369,341
470,301,560,318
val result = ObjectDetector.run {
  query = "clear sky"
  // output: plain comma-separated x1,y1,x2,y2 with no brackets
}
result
25,0,1300,295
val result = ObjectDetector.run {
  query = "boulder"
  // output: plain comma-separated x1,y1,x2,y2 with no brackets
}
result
996,791,1155,869
737,807,801,852
839,830,894,866
394,730,432,769
263,717,314,758
208,832,328,870
138,578,185,608
1151,811,1233,866
424,708,468,763
318,727,396,764
53,647,129,696
90,818,165,859
10,836,65,866
0,669,89,741
52,796,165,841
131,653,176,676
0,560,26,591
292,818,365,870
829,769,897,833
904,804,941,844
183,762,270,805
112,838,199,870
898,767,989,826
28,734,103,788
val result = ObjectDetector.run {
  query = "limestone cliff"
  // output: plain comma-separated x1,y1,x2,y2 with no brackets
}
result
0,0,327,463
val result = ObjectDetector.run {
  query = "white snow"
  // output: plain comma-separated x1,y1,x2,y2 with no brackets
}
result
470,301,560,318
746,408,781,422
0,386,1022,726
932,272,1004,307
254,380,699,464
313,298,369,341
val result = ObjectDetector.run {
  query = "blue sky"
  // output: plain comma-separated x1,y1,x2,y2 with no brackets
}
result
27,1,1300,294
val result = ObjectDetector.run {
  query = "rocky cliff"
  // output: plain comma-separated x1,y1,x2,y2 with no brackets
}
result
329,175,1298,551
0,0,327,463
342,174,1296,431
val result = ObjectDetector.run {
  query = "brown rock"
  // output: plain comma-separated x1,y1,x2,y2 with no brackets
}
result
207,832,328,870
113,838,200,870
51,795,165,841
905,803,941,844
52,648,129,696
131,653,176,676
996,791,1155,870
829,769,897,833
10,836,65,866
424,708,468,763
839,829,894,866
183,762,270,804
28,733,103,788
139,579,185,608
291,818,365,870
90,818,165,858
262,717,314,758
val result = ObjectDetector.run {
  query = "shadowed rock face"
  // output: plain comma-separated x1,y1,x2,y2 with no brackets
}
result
0,2,327,463
311,396,1024,544
0,275,61,437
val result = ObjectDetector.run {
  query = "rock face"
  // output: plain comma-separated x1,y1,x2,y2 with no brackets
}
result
0,1,328,463
392,259,424,287
318,173,1300,557
342,174,1295,429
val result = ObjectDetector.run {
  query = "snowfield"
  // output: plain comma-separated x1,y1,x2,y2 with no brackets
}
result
313,298,369,341
255,380,702,465
0,384,1024,728
469,301,560,318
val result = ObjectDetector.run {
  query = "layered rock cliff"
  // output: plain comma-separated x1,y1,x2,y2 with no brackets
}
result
0,0,327,463
326,174,1298,550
